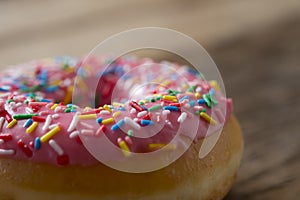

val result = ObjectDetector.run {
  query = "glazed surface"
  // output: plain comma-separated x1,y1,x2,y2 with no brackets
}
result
0,56,232,166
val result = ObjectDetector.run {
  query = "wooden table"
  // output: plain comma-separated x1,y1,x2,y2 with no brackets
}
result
0,1,299,199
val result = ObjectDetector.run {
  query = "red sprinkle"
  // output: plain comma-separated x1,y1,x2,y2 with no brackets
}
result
17,140,33,157
169,103,181,107
0,133,13,141
129,101,144,112
57,154,69,165
29,141,34,148
141,113,151,120
75,136,83,144
32,116,46,122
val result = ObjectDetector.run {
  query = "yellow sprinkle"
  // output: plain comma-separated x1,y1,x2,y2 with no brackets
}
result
78,114,97,120
118,140,131,157
162,80,171,87
50,104,58,110
49,80,61,86
112,102,124,107
113,111,121,118
26,121,39,134
63,86,73,104
7,119,17,129
102,118,114,125
103,104,112,113
195,92,201,99
76,77,88,92
83,107,91,111
40,126,61,143
148,143,176,150
200,112,217,125
209,80,220,91
64,67,75,74
163,95,176,101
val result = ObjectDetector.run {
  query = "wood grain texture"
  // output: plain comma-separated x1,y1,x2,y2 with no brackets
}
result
0,0,299,199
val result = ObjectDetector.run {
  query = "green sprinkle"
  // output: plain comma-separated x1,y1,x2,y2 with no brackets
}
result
13,114,39,120
148,105,162,112
7,99,14,104
127,130,133,137
210,95,219,105
187,85,197,92
200,108,206,113
138,101,144,105
64,108,72,113
203,94,212,108
156,96,163,100
168,89,181,95
24,100,29,104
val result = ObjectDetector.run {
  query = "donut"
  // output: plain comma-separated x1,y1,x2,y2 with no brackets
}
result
0,56,243,200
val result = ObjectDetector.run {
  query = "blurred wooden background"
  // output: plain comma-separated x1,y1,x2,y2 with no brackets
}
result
1,0,300,199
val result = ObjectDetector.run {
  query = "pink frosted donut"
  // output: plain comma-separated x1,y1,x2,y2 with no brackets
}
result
0,56,243,200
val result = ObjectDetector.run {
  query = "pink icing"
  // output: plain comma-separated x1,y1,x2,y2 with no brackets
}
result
0,56,232,166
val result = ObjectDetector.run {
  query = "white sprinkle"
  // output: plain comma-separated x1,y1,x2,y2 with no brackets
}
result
165,120,174,128
0,139,4,144
9,102,17,110
49,140,64,156
69,130,79,139
130,108,136,114
137,110,148,118
0,93,11,98
0,149,15,155
25,107,34,114
157,115,161,122
52,114,60,119
184,103,191,108
15,102,22,108
177,112,187,123
133,118,139,122
49,124,59,129
196,87,202,93
124,117,141,130
0,117,5,132
42,115,52,131
54,106,61,113
162,110,170,116
46,103,54,109
99,110,110,115
80,121,94,129
81,129,94,136
67,112,79,132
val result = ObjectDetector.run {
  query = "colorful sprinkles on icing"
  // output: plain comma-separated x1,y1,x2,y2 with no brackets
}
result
0,56,232,166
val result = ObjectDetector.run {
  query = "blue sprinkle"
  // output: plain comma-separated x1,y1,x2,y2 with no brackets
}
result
70,110,77,113
0,87,9,92
45,86,59,93
23,119,33,128
41,99,52,103
111,119,125,131
163,106,179,112
34,137,41,150
209,88,215,96
141,120,154,126
96,117,103,124
40,70,48,86
179,95,189,103
117,107,126,111
141,105,148,111
189,101,196,106
187,68,199,75
197,99,206,104
77,67,87,77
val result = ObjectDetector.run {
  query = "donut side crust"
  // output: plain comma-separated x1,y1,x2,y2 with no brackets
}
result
0,115,243,200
